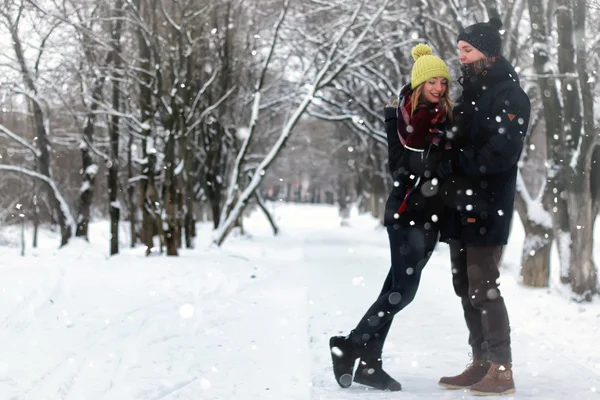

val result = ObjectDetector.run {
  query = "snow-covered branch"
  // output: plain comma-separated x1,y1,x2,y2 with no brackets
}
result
182,85,238,138
0,164,75,235
159,0,181,31
0,124,41,157
185,65,221,125
219,0,291,225
90,109,149,133
307,110,386,145
516,169,552,229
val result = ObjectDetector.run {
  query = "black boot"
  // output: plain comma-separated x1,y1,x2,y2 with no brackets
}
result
354,358,402,391
329,336,358,388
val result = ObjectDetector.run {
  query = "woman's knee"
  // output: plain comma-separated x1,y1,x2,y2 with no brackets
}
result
386,280,420,308
400,287,418,306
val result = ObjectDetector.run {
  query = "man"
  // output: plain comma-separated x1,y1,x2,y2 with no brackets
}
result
435,17,531,396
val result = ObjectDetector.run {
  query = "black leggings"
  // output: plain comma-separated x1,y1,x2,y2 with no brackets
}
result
351,221,438,356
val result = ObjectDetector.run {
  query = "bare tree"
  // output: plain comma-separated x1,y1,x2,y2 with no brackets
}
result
0,1,74,246
214,0,394,245
107,0,125,255
523,0,598,298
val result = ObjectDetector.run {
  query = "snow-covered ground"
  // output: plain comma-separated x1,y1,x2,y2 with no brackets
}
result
0,203,599,399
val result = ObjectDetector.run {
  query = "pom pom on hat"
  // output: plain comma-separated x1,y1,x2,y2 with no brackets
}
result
488,17,503,30
411,43,433,61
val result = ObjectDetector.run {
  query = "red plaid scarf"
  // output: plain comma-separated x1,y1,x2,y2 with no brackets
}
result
397,91,448,150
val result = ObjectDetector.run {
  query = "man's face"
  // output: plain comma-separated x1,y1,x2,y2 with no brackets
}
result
457,40,486,64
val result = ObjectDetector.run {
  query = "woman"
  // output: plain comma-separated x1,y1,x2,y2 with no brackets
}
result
329,44,453,391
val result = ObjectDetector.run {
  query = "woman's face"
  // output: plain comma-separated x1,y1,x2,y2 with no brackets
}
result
422,77,448,104
458,40,486,64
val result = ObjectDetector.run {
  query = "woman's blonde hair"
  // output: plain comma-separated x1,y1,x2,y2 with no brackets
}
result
410,81,454,121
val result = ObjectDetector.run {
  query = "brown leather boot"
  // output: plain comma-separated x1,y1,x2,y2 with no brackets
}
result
438,358,491,389
470,363,515,396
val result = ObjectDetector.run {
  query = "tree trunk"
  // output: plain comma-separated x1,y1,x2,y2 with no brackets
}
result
108,0,124,256
76,145,96,241
32,194,39,248
555,0,580,283
140,166,155,253
519,218,552,287
566,0,598,299
554,0,598,297
76,75,103,240
235,212,245,236
108,82,120,255
141,152,165,255
133,0,158,255
184,212,196,249
527,0,567,281
255,189,278,235
204,124,227,230
7,18,72,246
108,129,120,255
370,184,386,221
183,145,196,249
128,134,137,248
592,146,600,219
209,188,222,229
567,191,597,300
163,131,179,256
514,128,553,287
20,214,25,257
337,176,351,226
372,144,388,223
108,174,120,256
177,180,184,249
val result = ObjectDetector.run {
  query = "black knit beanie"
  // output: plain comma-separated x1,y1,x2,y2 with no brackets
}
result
457,17,503,57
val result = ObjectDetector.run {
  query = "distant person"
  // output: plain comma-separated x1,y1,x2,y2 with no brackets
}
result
330,44,453,391
435,17,531,396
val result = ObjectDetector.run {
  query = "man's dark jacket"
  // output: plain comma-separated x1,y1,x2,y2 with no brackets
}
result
439,56,531,245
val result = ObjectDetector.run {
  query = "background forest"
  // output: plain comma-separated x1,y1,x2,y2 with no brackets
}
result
0,0,599,300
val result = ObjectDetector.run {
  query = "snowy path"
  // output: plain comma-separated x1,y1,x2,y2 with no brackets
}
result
302,215,600,399
0,204,599,399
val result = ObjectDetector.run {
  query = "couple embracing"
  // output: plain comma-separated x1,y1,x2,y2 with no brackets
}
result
330,18,530,397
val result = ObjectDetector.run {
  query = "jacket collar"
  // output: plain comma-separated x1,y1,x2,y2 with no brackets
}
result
459,56,519,97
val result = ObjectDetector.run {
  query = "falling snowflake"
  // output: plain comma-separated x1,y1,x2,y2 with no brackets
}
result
200,378,212,389
179,304,195,319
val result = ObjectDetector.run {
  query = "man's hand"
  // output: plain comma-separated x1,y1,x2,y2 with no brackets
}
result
436,158,454,179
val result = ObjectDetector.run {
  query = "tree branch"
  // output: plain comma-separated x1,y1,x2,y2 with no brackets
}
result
0,124,41,157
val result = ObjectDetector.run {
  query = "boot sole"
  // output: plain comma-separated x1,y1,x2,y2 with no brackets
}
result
354,374,402,391
470,388,516,396
439,382,473,390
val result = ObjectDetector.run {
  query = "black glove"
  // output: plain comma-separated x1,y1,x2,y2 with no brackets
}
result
436,158,454,180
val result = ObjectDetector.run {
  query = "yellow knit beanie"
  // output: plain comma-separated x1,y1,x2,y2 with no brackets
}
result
410,44,451,89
